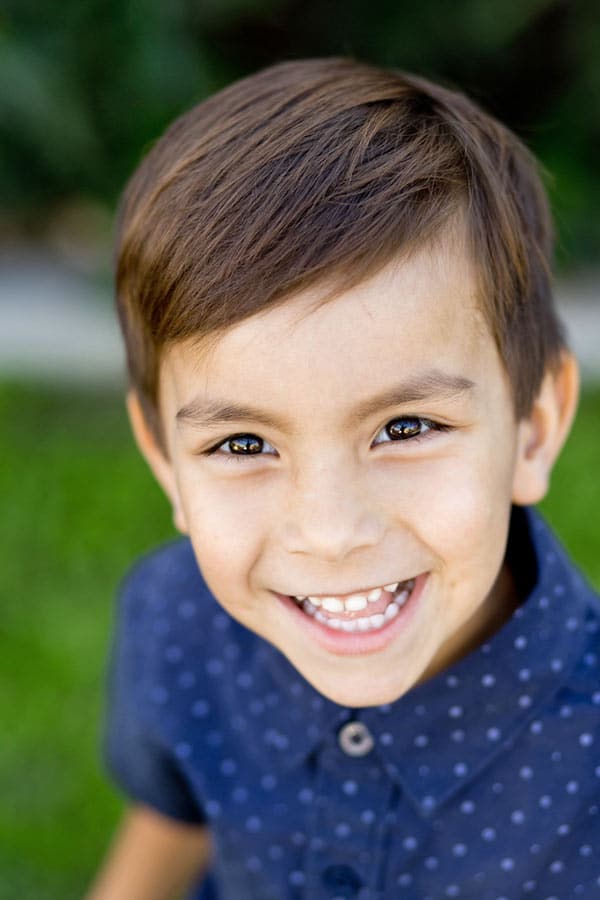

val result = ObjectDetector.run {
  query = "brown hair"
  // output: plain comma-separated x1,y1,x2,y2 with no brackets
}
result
115,57,565,445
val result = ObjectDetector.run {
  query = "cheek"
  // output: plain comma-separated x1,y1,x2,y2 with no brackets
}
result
177,470,272,586
397,455,513,580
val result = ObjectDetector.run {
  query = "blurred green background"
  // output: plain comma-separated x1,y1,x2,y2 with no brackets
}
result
2,0,600,265
1,1,599,897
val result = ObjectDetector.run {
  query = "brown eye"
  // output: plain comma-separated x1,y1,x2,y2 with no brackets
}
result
386,417,424,440
227,434,263,454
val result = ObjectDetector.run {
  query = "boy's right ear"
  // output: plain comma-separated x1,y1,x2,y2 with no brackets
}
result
126,390,189,534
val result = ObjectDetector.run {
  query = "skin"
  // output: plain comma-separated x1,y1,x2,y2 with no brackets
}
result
130,233,578,709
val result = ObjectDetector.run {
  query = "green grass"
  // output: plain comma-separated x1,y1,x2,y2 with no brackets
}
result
2,381,599,898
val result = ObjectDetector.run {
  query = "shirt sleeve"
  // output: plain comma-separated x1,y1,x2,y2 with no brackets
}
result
103,566,206,825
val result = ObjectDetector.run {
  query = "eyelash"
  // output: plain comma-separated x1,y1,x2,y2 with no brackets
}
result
201,417,452,464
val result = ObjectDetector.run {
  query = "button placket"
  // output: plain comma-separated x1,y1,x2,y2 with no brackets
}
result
302,720,390,897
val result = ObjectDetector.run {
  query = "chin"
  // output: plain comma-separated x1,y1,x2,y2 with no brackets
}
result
308,675,410,709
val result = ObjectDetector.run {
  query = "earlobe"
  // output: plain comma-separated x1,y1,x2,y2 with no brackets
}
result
126,390,189,534
512,352,579,506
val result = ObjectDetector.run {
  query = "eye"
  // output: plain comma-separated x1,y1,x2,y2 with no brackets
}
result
372,416,447,445
205,433,277,461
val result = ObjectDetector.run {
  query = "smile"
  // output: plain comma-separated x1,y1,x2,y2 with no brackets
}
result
291,578,415,633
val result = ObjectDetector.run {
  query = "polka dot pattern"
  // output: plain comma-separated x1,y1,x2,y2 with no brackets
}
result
105,507,600,898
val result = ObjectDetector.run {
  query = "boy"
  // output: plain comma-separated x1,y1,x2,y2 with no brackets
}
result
88,59,599,899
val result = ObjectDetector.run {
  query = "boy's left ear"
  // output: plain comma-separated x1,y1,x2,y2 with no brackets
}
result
512,351,579,505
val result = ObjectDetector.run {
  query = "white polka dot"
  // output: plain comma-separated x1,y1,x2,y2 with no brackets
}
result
206,658,224,676
177,600,196,619
221,758,237,776
452,843,467,857
245,855,261,872
177,671,195,688
403,836,418,850
236,671,253,688
579,732,594,747
342,780,358,795
288,871,305,886
260,774,277,790
482,827,496,841
205,800,221,817
448,705,463,718
223,642,240,661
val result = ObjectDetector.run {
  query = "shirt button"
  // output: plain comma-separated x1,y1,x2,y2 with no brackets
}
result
322,863,363,897
338,720,374,757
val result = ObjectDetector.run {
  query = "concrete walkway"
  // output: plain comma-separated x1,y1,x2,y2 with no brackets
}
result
2,245,599,386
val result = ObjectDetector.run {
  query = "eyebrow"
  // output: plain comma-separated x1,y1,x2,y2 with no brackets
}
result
176,369,476,431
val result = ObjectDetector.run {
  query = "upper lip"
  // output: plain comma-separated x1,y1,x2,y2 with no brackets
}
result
282,577,414,599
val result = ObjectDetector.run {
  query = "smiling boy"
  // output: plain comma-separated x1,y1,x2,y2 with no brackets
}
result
88,60,599,899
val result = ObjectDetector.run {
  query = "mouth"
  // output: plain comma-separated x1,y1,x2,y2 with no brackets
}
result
291,578,415,633
274,574,427,656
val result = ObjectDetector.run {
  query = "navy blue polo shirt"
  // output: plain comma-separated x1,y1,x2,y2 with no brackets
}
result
105,506,600,898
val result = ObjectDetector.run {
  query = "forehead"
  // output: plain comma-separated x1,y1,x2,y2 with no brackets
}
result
160,240,505,418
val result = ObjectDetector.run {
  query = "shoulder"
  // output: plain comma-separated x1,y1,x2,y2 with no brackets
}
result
120,536,205,605
114,538,220,657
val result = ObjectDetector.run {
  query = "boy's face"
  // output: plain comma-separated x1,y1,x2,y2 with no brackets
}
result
146,237,561,707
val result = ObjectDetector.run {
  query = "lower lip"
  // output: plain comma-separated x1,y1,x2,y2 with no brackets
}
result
273,574,428,656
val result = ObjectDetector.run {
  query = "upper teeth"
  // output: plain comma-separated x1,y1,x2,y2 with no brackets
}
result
298,580,410,613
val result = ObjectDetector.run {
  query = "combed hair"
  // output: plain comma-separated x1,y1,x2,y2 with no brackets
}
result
115,57,565,444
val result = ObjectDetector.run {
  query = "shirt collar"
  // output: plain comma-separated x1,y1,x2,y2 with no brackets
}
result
362,506,591,814
259,507,591,795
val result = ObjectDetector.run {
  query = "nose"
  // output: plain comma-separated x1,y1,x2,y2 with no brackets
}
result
280,457,385,562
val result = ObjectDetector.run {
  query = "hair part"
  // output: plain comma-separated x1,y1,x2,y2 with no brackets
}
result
115,57,566,448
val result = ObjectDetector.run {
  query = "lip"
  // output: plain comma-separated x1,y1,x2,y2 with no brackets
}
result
273,572,428,656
